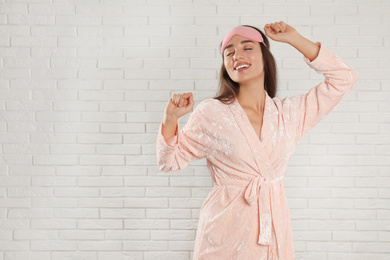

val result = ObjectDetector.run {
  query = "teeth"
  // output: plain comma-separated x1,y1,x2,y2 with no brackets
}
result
236,64,249,70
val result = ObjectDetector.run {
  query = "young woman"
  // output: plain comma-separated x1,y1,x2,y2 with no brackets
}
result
156,21,359,259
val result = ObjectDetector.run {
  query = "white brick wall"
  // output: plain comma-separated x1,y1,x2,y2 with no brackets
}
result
0,0,389,259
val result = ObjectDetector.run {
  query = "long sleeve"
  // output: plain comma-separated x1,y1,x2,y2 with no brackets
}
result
156,101,209,172
283,42,359,146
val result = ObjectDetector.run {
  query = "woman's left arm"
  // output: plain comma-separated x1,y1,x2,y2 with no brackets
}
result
288,33,320,62
265,21,359,146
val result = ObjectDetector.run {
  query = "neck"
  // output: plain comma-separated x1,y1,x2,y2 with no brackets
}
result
237,77,266,112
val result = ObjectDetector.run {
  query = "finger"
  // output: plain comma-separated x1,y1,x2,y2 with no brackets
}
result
181,94,189,106
189,93,194,106
180,99,188,107
172,94,176,105
173,94,179,106
270,23,279,33
274,23,282,32
264,24,273,34
265,24,275,32
280,21,287,31
182,93,188,102
176,95,181,106
179,94,184,107
274,22,283,32
178,95,184,107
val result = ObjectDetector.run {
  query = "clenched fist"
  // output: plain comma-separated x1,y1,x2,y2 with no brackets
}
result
164,92,195,120
264,21,299,44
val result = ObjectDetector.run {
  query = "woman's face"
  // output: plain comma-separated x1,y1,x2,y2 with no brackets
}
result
223,34,264,84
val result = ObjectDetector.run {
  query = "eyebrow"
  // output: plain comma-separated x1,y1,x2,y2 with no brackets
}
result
224,40,255,52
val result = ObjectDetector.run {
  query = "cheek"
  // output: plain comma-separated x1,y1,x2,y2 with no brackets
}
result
253,59,264,70
224,60,232,69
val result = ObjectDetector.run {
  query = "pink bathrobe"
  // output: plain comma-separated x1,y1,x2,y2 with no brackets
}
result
156,42,359,260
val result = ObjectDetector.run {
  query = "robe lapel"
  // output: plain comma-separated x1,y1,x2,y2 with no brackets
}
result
228,91,274,176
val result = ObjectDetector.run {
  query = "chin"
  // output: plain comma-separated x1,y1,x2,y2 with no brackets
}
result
232,76,254,84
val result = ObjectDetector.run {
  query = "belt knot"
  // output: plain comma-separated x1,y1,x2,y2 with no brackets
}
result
215,175,284,246
243,175,283,245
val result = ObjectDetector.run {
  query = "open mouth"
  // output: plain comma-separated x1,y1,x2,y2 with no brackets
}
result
235,64,250,71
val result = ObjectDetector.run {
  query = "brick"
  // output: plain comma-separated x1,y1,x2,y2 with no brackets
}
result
59,230,104,240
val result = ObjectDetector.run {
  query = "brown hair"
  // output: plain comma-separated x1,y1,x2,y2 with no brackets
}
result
212,25,278,105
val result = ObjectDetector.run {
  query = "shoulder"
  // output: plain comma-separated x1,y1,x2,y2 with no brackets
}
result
194,98,224,111
270,94,306,122
198,97,222,106
190,98,226,120
271,93,302,110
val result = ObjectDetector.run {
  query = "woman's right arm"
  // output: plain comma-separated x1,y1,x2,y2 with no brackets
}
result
161,114,178,143
156,94,209,172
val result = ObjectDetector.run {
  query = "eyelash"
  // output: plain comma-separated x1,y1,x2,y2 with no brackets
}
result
226,48,252,57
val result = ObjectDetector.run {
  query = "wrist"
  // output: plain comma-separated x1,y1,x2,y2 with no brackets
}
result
288,32,303,46
163,113,178,123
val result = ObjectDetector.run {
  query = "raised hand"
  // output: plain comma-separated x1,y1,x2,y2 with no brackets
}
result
164,92,195,120
264,21,299,44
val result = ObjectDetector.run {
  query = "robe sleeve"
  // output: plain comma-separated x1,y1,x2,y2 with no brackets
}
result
285,42,359,146
156,101,209,172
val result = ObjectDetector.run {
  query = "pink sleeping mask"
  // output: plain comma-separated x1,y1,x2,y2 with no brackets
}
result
221,25,266,54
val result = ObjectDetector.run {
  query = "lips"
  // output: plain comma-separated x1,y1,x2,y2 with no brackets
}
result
234,62,250,70
236,66,249,72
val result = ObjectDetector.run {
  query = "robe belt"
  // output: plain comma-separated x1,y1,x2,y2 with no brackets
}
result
216,175,284,246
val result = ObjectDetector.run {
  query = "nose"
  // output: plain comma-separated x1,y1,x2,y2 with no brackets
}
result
233,49,244,60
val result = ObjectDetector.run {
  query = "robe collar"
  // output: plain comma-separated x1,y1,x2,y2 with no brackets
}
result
229,90,273,168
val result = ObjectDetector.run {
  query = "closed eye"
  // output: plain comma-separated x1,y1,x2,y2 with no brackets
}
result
226,48,252,57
